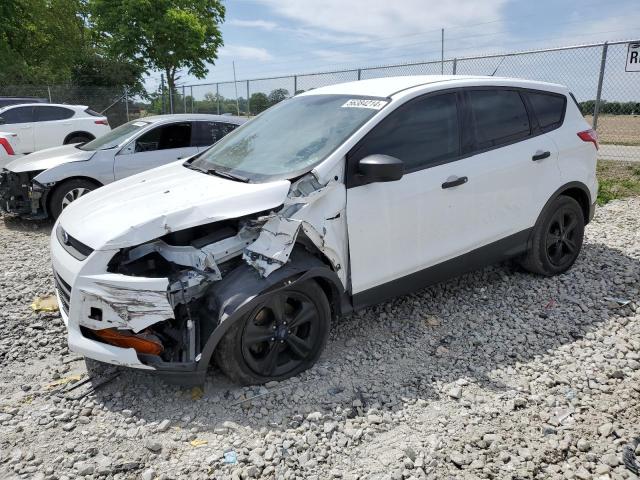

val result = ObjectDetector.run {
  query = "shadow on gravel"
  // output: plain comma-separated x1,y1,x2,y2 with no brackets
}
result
68,240,640,433
1,215,53,233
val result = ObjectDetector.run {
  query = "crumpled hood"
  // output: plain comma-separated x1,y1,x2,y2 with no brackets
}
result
58,161,291,250
6,144,94,173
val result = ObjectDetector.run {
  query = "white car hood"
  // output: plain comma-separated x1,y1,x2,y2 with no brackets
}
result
59,161,291,250
5,144,94,173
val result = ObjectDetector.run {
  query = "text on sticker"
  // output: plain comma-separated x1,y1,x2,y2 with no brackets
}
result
341,99,387,110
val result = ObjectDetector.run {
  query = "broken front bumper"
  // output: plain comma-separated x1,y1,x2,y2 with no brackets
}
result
51,231,205,383
0,169,47,218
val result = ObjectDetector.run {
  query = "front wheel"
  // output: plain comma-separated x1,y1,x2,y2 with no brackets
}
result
520,195,585,276
49,179,98,220
215,280,331,385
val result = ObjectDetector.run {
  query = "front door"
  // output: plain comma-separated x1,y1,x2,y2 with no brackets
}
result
114,122,197,180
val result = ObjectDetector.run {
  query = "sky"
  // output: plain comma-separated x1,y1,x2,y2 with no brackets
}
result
149,0,640,101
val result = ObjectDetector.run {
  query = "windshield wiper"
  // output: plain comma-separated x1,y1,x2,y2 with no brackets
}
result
207,169,250,183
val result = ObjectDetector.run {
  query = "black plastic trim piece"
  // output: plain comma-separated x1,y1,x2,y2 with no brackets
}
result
352,228,532,311
56,225,94,261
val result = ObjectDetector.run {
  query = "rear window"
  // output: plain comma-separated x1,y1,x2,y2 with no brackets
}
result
192,121,239,147
34,106,74,121
527,92,566,131
467,90,531,149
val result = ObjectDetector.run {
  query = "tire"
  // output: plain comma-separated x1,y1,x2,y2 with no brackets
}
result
520,195,585,276
49,178,99,220
65,134,92,145
215,280,331,385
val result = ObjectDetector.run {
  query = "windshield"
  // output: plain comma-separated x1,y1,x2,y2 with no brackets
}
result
79,120,150,151
189,94,388,181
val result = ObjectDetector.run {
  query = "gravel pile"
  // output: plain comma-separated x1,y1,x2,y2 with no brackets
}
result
1,198,640,480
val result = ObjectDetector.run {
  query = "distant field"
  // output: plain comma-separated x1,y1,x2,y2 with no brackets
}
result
585,114,640,146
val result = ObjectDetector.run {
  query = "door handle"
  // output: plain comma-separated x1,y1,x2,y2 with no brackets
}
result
532,151,551,161
441,176,468,189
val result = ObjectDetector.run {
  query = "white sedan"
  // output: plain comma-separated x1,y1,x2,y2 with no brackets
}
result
0,114,246,219
0,103,111,154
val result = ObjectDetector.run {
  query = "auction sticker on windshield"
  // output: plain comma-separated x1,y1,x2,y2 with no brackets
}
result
342,99,388,110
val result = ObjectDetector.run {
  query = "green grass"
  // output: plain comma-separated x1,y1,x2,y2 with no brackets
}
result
596,160,640,205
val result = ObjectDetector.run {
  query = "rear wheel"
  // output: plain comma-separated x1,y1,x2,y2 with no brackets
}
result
49,179,99,220
64,134,93,145
520,195,584,276
215,280,331,385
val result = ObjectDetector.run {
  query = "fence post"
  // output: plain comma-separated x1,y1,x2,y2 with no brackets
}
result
357,69,362,81
182,86,187,113
216,83,220,114
593,41,608,131
190,86,194,113
169,85,174,114
246,80,250,118
452,58,457,75
124,86,129,121
294,75,297,95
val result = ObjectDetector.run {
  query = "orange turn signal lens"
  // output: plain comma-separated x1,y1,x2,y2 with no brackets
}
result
93,328,163,356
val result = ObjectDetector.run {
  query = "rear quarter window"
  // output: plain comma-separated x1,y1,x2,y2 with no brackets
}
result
527,91,567,132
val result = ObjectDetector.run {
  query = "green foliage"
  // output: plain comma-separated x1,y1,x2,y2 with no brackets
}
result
579,100,640,116
268,88,290,106
249,92,269,114
90,0,225,91
596,160,640,205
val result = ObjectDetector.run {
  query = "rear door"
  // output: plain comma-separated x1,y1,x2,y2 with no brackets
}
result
460,88,561,247
113,122,196,180
0,106,35,153
33,105,75,150
192,121,239,151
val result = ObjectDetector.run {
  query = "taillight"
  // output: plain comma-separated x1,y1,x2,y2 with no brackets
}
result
0,138,15,155
577,129,599,150
95,119,109,126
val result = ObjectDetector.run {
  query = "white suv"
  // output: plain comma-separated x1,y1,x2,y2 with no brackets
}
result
50,75,598,386
0,103,110,154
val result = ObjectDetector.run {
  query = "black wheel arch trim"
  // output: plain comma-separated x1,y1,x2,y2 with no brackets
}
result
63,131,95,144
196,248,345,375
528,181,593,250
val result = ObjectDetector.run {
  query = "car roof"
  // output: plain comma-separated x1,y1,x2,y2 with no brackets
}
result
141,114,247,125
298,75,567,98
0,103,88,111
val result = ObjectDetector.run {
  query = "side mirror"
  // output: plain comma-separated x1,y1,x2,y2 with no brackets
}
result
357,154,404,183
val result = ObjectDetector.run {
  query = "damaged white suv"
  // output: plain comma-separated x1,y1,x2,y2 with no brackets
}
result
51,76,598,385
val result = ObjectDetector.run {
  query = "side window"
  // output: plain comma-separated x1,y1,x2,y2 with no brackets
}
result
34,106,74,122
467,90,530,149
0,106,34,124
527,91,566,132
192,122,238,147
353,93,459,171
135,123,192,152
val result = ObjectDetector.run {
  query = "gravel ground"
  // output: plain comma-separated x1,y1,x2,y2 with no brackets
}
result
1,199,640,480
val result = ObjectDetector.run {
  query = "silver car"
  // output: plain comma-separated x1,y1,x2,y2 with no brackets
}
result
0,114,246,219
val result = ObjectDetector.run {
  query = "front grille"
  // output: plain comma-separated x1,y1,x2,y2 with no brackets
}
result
53,270,72,315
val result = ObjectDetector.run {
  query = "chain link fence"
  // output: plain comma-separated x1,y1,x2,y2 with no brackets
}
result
183,39,639,161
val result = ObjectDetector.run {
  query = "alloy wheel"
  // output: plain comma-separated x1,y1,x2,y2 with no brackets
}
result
545,207,580,268
61,187,91,210
241,290,320,378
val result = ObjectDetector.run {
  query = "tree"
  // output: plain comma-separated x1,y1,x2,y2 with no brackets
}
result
90,0,225,92
268,88,290,106
250,92,269,115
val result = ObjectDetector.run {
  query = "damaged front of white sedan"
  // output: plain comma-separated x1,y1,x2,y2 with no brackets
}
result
51,76,597,385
